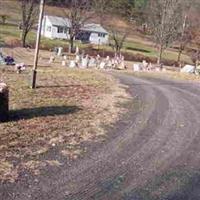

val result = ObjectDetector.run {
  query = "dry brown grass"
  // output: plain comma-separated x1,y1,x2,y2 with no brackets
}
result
0,58,129,182
125,70,200,82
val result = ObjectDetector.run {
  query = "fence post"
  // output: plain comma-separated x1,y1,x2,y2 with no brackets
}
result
0,83,9,122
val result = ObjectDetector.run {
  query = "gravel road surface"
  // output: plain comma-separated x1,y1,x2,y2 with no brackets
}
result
1,72,200,200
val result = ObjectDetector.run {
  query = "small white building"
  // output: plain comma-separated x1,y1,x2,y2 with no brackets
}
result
41,15,109,45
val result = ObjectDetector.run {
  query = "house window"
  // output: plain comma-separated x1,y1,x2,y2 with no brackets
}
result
57,26,64,33
64,27,68,34
98,33,106,38
46,26,51,32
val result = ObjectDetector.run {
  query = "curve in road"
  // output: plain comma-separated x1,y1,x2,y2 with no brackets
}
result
1,72,200,200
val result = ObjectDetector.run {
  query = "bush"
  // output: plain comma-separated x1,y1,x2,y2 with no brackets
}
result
0,15,9,24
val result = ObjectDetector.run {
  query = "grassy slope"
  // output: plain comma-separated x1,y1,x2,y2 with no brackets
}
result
0,0,192,64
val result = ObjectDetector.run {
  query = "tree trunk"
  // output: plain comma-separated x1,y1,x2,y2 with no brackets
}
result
0,83,9,122
177,49,182,63
115,45,120,57
69,36,74,54
195,49,200,71
157,44,163,65
21,31,27,48
177,47,183,65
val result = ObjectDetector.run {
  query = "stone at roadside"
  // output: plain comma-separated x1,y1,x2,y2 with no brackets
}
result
0,83,9,122
180,65,195,73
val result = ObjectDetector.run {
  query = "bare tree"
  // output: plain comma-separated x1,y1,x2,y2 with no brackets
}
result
176,0,198,65
63,0,92,53
92,0,110,25
110,29,128,56
191,29,200,67
0,15,9,24
177,14,192,63
21,0,39,47
147,0,183,64
188,1,200,67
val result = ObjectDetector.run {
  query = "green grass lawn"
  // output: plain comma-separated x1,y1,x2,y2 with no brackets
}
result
123,39,192,64
0,24,192,64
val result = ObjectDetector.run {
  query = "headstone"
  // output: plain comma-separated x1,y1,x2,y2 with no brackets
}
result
118,60,125,70
81,56,89,68
49,56,55,64
75,55,80,63
107,60,112,69
180,65,195,73
133,64,140,72
69,60,76,68
0,52,5,65
142,60,148,69
57,47,63,56
99,61,106,69
0,83,9,122
88,57,96,68
75,46,79,55
62,61,66,66
96,55,101,68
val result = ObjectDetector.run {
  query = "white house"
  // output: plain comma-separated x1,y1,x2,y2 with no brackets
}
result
41,15,109,45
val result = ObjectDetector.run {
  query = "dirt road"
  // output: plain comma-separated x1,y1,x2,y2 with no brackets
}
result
1,72,200,200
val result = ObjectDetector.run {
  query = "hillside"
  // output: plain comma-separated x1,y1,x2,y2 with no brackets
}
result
0,0,192,65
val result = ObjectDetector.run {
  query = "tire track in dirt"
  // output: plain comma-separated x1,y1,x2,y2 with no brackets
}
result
1,72,200,200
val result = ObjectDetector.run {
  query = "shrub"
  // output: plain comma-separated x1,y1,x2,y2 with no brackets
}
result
0,15,9,24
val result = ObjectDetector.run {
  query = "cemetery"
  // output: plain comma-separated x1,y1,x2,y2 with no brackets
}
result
1,1,200,199
0,45,131,182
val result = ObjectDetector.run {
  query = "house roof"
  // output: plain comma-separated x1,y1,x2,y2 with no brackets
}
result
81,23,108,34
45,15,108,34
46,15,71,27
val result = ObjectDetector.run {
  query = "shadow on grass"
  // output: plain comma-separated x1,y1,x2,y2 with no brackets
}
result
10,105,81,121
37,85,82,89
126,47,151,53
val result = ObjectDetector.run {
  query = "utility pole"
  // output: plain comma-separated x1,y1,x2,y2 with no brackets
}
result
31,0,45,89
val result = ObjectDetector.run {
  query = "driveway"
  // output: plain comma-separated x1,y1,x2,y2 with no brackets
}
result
1,72,200,200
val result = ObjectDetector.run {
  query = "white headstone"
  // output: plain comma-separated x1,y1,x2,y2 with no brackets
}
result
76,55,80,63
180,65,195,73
75,46,79,55
81,57,89,68
133,64,140,72
69,60,76,68
57,47,63,56
88,57,96,68
100,62,106,69
62,61,66,66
